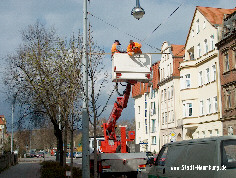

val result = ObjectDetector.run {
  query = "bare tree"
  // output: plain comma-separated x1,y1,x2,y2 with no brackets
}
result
4,22,82,166
86,24,116,178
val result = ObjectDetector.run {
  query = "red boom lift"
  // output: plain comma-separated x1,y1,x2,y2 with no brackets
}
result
100,82,136,153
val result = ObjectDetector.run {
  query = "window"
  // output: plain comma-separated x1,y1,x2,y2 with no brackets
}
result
171,86,174,98
207,98,211,114
145,94,147,117
209,130,212,137
202,131,205,138
168,87,170,100
168,111,171,123
212,65,216,81
156,146,168,166
199,71,203,86
204,39,208,53
161,90,163,102
200,100,204,115
224,53,230,72
187,103,193,116
172,111,174,122
203,20,206,29
183,102,193,117
151,102,156,115
165,112,167,124
213,96,218,113
145,119,148,134
185,74,191,88
210,35,214,50
170,63,172,75
196,19,200,34
197,43,201,57
227,90,231,108
228,126,233,135
152,136,156,145
151,119,156,133
188,47,194,60
138,106,140,114
206,68,210,84
164,89,167,101
151,87,155,99
167,64,170,77
215,129,219,136
197,131,199,138
138,122,140,129
191,29,194,37
162,113,165,124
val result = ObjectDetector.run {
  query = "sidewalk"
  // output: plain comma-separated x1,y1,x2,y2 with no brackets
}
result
0,162,41,178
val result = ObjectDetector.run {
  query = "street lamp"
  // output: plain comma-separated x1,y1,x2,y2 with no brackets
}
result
131,0,145,20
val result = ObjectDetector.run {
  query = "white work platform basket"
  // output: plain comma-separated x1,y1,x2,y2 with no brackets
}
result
112,53,152,83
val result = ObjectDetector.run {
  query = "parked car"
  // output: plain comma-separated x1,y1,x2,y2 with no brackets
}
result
148,136,236,178
30,151,36,158
36,152,44,158
74,152,82,158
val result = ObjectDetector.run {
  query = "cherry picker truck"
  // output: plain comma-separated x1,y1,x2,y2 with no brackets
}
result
90,53,152,177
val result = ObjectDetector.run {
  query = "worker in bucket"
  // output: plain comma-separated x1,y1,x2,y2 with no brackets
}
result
111,40,122,57
127,40,142,56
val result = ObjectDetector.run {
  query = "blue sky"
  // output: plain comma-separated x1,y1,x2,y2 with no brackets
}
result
0,0,235,130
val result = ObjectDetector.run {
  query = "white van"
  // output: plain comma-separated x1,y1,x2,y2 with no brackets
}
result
148,136,236,178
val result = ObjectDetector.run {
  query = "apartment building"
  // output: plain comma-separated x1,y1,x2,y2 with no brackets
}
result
179,6,236,140
158,42,184,147
216,11,236,135
132,62,160,152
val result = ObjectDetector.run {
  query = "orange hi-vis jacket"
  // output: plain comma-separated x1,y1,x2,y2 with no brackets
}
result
111,43,120,55
127,42,142,54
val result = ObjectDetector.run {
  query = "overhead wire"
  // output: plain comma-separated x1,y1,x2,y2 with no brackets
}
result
88,12,162,52
141,3,184,43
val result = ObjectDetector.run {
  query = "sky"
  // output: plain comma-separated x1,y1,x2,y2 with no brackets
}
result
0,0,235,130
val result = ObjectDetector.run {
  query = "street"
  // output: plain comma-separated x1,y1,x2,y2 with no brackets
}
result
0,154,82,178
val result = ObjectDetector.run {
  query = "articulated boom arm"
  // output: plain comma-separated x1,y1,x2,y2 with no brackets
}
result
106,82,131,140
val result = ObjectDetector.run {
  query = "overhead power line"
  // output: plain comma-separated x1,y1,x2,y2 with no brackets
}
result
88,12,162,52
142,3,183,43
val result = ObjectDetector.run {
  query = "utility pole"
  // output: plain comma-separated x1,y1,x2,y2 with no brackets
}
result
82,0,90,177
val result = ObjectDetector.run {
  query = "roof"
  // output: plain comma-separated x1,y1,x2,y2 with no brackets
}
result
171,44,185,57
185,6,236,48
197,6,236,26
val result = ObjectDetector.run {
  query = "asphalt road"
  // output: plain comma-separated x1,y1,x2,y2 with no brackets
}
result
0,162,41,178
0,154,82,178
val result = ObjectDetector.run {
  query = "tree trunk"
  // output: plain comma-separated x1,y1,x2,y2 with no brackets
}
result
70,124,74,178
63,120,68,167
53,121,64,166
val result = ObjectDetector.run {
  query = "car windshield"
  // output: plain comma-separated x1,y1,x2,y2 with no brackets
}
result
221,139,236,169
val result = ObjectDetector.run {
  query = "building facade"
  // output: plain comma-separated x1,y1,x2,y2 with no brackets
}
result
158,42,184,147
132,62,160,152
179,6,235,140
216,11,236,136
